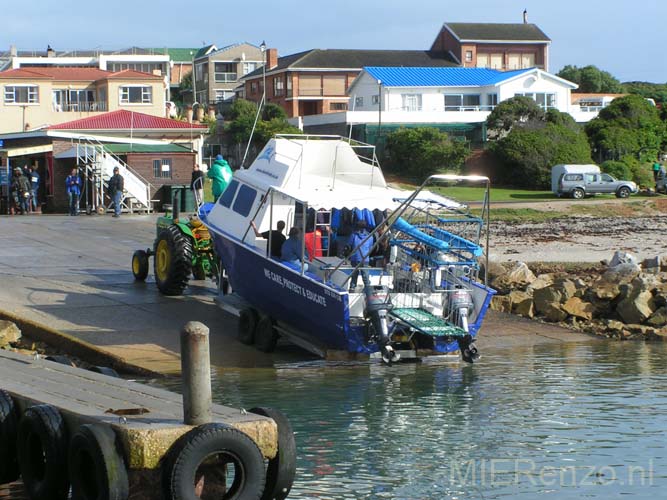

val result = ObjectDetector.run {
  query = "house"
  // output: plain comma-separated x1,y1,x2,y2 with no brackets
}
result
430,17,551,71
297,66,577,144
0,110,207,212
241,49,458,118
568,93,630,123
191,43,265,109
0,67,166,133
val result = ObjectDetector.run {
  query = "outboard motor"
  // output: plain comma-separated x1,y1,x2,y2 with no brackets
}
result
457,334,480,363
361,271,399,364
449,284,473,332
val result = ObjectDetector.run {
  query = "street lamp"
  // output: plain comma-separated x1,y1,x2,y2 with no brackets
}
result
377,80,382,145
260,40,267,108
190,50,197,107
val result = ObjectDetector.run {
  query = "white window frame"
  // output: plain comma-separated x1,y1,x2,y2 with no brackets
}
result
443,94,480,111
401,93,422,111
242,62,258,75
465,50,473,63
152,158,172,179
355,96,364,107
214,62,237,83
515,92,557,110
4,84,39,104
119,85,152,105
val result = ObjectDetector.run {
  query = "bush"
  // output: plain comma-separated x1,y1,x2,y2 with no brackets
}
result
601,160,632,180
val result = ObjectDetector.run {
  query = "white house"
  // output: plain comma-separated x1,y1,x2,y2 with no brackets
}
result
294,66,581,142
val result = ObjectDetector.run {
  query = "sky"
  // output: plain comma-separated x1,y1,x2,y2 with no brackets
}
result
2,0,664,83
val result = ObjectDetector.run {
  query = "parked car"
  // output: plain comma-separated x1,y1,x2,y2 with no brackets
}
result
557,172,638,199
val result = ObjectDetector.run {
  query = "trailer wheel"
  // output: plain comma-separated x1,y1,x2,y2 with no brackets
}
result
69,424,129,500
154,225,194,296
132,250,149,281
249,407,296,500
16,404,69,500
238,308,258,345
163,423,265,500
0,390,20,485
254,316,278,353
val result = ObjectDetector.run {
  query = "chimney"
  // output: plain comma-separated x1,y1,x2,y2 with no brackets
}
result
9,44,17,57
266,48,278,70
47,45,55,57
523,9,528,24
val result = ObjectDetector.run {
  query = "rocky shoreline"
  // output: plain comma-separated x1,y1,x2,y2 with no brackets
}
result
488,252,667,341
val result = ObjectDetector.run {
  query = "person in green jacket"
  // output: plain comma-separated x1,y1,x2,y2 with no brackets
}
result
208,154,233,200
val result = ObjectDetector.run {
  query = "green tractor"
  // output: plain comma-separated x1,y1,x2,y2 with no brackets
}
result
131,198,219,296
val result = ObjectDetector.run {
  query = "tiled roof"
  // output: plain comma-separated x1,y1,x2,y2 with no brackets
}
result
48,110,208,130
0,67,160,81
445,23,551,42
243,49,458,79
364,66,532,87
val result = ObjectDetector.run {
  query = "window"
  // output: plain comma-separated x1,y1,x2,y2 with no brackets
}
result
601,174,614,182
477,53,503,69
214,62,237,82
401,94,422,111
286,75,292,92
4,85,39,104
232,184,257,217
443,94,480,111
152,159,172,178
218,180,239,207
487,94,498,108
508,53,536,69
195,62,208,84
465,50,473,63
330,102,348,111
120,86,152,104
355,96,364,107
242,62,258,75
250,81,258,94
372,95,379,105
564,174,583,181
273,77,284,96
515,92,556,110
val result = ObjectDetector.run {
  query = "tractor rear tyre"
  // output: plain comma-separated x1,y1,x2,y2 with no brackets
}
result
154,226,194,296
132,250,149,281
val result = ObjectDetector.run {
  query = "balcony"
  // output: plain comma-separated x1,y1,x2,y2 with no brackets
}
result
214,73,238,83
54,102,108,112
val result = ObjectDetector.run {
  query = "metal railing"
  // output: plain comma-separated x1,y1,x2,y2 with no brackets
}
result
54,102,107,112
214,72,237,83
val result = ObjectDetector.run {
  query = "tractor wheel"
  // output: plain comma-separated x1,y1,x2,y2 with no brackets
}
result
132,250,149,281
154,225,194,296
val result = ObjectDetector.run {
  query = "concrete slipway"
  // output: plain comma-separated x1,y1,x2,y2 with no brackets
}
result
0,215,595,375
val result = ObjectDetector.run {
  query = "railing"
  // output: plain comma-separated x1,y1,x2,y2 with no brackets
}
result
214,72,237,83
54,102,107,112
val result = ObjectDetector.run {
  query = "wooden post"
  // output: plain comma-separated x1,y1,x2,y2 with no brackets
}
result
180,321,212,425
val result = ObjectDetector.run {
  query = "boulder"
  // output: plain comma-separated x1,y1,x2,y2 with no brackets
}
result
492,262,536,293
486,261,510,281
609,250,638,268
526,273,554,293
616,288,655,325
604,319,626,332
490,295,512,313
533,285,563,315
647,306,667,327
541,303,568,322
641,254,667,272
509,290,534,318
591,264,641,301
0,320,21,347
562,297,595,320
553,278,577,302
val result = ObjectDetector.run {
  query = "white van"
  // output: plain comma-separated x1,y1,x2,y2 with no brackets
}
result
551,164,600,195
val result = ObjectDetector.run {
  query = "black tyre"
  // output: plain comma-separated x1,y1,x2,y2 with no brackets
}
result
616,186,631,198
192,263,207,281
238,309,258,346
248,407,296,500
45,355,76,367
69,424,129,500
0,390,20,485
88,366,121,378
572,188,584,199
154,225,194,296
163,423,266,500
254,316,278,353
132,250,149,281
16,404,69,500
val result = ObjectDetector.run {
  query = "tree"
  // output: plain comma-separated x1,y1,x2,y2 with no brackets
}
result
384,127,469,180
490,110,592,188
585,94,666,162
623,81,667,109
556,65,624,93
485,96,545,139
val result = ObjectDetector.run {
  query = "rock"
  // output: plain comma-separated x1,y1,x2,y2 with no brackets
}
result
609,250,638,267
562,297,595,320
542,303,568,322
526,273,554,293
647,306,667,327
533,286,563,316
553,278,577,302
490,295,512,313
616,288,655,325
509,290,531,304
509,291,534,318
641,256,661,271
0,320,21,347
486,261,510,281
601,263,641,285
591,281,621,301
604,319,625,332
492,262,536,293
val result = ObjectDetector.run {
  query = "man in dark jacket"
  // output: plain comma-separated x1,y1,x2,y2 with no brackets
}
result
65,168,81,216
108,167,124,217
11,168,31,215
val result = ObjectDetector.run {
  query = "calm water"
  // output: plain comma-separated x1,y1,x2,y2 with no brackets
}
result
159,341,667,499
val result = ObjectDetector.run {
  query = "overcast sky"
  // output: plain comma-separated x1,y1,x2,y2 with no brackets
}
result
2,0,662,83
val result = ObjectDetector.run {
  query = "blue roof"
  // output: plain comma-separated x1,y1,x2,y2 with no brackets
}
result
364,66,533,87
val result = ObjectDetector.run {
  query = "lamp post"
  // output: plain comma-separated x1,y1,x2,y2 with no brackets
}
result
377,80,382,146
190,50,197,107
260,40,267,108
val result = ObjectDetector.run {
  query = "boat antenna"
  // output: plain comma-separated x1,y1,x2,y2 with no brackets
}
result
241,40,268,169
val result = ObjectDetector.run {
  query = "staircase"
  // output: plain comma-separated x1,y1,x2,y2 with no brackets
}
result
75,138,153,213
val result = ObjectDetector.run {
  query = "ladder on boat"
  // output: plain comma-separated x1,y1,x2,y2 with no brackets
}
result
389,308,468,338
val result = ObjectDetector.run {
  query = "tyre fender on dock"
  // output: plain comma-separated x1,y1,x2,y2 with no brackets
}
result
68,424,129,500
238,308,258,345
16,404,70,500
249,407,296,500
162,423,266,500
0,390,20,484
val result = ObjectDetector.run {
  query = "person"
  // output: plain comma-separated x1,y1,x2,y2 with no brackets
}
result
28,166,40,212
281,226,310,271
251,220,286,258
207,154,232,200
347,220,374,290
190,164,205,205
108,166,124,217
65,168,81,216
653,161,662,182
11,167,31,215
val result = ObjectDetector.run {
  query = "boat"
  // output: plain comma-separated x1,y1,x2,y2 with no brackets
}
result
200,134,496,363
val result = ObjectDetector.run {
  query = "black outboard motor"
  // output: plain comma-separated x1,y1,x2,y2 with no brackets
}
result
457,334,480,363
361,271,399,364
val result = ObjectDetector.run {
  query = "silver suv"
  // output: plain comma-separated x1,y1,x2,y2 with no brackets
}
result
557,172,638,199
